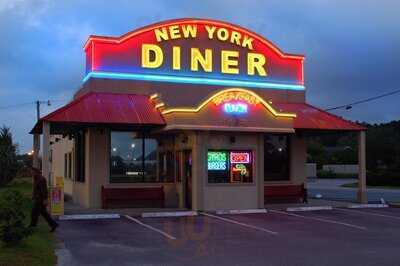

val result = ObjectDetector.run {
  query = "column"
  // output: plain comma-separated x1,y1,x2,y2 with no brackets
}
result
42,122,51,186
32,134,40,168
357,131,367,203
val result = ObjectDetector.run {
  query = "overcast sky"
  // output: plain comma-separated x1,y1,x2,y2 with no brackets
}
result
0,0,399,153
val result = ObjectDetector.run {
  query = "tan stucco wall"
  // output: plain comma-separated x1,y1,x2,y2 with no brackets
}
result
50,136,74,197
51,129,306,210
197,132,264,211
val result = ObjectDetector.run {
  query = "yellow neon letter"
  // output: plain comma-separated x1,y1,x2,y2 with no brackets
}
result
169,25,181,39
182,24,197,38
172,46,181,70
205,25,216,39
216,28,229,41
247,52,266,76
191,48,212,72
154,27,169,42
221,50,239,74
242,35,254,50
141,44,163,68
230,31,242,46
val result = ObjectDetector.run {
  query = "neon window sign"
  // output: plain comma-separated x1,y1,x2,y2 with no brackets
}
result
208,151,228,170
230,152,251,163
223,102,248,114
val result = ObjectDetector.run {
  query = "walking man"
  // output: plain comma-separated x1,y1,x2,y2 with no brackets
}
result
29,166,59,232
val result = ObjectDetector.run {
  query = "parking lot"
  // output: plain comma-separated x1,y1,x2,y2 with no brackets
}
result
56,208,400,266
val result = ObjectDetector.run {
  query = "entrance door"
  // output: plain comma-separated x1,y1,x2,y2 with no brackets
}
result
183,150,192,209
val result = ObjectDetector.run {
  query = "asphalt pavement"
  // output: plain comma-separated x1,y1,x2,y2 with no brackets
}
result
307,178,400,203
56,207,400,266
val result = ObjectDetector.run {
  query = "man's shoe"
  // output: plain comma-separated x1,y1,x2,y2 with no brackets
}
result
50,224,59,233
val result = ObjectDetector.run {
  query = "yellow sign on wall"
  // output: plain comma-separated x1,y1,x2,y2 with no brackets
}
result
50,176,64,216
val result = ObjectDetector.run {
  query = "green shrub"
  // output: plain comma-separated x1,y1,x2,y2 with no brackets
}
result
0,189,32,245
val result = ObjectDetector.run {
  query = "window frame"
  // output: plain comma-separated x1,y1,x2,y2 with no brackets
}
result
75,131,86,183
207,149,254,184
109,131,172,184
263,134,291,182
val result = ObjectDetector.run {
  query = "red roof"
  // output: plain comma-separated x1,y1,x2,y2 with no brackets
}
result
273,102,365,131
30,92,165,133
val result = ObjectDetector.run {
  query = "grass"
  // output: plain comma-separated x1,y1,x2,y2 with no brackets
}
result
341,182,400,189
0,178,57,266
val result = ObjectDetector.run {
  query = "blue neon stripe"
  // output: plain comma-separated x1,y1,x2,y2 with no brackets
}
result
83,71,305,91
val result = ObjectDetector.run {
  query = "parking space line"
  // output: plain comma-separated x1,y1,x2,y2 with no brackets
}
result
124,215,177,240
200,212,278,235
336,208,400,220
269,210,367,230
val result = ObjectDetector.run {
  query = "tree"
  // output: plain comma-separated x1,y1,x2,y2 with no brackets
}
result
0,126,19,187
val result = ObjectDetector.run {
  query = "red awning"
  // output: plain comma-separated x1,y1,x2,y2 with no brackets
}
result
273,103,365,131
30,92,165,134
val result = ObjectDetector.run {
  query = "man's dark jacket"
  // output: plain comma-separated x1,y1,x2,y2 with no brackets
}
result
33,175,48,203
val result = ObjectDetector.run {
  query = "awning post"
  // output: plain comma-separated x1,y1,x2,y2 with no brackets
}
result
42,122,51,186
357,131,367,203
32,134,40,168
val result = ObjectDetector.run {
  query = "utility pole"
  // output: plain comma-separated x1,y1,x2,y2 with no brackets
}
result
32,100,51,168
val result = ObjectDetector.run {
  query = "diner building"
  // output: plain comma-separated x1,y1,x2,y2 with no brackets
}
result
30,18,367,211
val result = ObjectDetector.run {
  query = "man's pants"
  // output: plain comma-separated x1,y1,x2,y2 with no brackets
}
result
30,202,58,228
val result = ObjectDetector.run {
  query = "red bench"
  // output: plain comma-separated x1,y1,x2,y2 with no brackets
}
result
264,184,307,203
101,186,165,209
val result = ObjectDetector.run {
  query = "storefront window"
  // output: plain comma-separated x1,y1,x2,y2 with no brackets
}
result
208,150,253,183
110,132,163,183
75,131,85,182
264,135,290,181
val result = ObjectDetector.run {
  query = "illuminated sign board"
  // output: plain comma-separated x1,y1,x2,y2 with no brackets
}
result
208,151,228,170
84,18,304,90
230,152,251,163
223,102,248,114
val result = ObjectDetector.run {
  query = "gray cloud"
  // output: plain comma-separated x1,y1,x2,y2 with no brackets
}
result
0,0,399,152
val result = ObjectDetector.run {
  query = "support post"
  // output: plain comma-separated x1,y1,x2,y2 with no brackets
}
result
33,135,40,168
357,131,367,203
33,101,41,168
42,122,51,186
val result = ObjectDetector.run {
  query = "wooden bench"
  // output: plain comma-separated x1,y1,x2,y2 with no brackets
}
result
101,186,165,209
264,184,307,203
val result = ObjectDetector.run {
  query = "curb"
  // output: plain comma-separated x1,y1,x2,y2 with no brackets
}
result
286,206,333,212
216,209,267,215
59,214,120,220
347,204,389,209
141,211,198,218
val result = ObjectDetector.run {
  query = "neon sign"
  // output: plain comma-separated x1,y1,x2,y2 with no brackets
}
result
230,152,251,163
223,103,248,114
84,18,304,90
208,151,227,170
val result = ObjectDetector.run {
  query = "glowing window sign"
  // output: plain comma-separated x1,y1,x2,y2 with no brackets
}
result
208,151,227,170
223,103,248,114
230,152,251,163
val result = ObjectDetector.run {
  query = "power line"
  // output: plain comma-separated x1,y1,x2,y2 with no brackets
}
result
0,99,68,111
324,88,400,111
0,101,35,110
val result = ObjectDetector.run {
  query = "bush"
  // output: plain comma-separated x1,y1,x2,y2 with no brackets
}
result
0,189,32,245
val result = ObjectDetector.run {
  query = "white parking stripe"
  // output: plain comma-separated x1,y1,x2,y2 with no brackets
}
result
124,215,177,240
336,208,400,220
200,212,278,235
269,210,367,230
